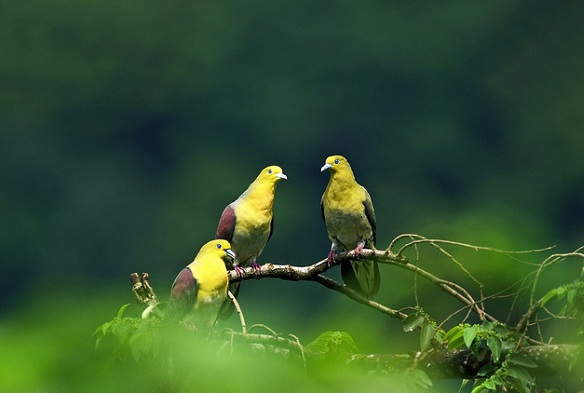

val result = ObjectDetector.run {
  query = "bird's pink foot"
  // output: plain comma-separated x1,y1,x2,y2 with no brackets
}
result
353,242,364,259
326,249,336,266
234,266,246,277
251,262,261,277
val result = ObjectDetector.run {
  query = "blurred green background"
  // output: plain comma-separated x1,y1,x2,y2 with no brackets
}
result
1,0,584,391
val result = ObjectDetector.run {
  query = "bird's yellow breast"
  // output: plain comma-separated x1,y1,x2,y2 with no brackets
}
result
192,259,229,305
235,196,273,227
231,192,273,263
322,175,372,250
323,178,367,212
233,180,275,235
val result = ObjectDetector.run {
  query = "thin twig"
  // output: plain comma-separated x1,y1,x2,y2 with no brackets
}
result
313,274,408,319
393,237,554,258
515,251,584,333
224,331,307,356
227,290,246,334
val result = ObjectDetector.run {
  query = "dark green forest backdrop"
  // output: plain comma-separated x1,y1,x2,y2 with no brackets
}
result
1,1,584,391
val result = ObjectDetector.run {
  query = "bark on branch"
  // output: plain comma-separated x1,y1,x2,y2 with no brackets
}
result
228,248,493,321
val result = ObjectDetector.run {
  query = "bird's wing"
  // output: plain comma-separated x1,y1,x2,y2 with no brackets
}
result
339,185,380,297
216,205,236,241
167,267,198,321
362,187,376,247
267,214,274,243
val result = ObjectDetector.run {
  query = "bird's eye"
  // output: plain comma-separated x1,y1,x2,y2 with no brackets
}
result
216,243,222,249
268,169,273,174
334,159,340,164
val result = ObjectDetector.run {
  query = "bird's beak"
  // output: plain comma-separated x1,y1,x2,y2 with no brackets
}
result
276,172,288,180
320,163,332,172
225,249,236,261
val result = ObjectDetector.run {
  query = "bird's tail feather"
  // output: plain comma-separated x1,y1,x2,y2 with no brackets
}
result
341,260,380,298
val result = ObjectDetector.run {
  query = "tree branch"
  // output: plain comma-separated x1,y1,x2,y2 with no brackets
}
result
226,251,408,319
222,330,306,357
228,248,494,322
130,272,160,319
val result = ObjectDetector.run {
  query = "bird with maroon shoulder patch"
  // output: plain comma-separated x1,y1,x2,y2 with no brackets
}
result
215,165,287,317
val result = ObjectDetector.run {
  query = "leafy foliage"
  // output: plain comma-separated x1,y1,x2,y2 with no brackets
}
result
91,243,584,393
94,312,437,392
93,304,163,362
306,330,359,358
547,277,584,336
471,352,537,393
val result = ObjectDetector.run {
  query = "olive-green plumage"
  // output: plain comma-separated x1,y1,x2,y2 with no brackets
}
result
320,155,380,297
215,165,287,318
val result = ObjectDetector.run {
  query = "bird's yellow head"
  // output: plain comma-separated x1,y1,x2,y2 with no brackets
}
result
320,155,352,174
257,165,288,183
199,239,236,263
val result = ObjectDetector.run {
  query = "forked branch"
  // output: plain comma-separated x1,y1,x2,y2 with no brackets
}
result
228,248,492,322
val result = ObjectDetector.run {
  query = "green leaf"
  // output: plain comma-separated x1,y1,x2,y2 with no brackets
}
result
339,332,359,353
540,288,557,307
483,374,504,390
483,378,497,390
402,313,425,332
434,328,446,343
410,369,433,389
487,336,502,363
477,364,496,377
420,324,434,351
482,378,497,390
471,373,503,393
306,331,358,356
501,339,516,356
111,321,133,344
92,321,111,350
464,327,477,349
480,321,494,331
493,324,509,335
116,303,131,319
507,353,538,368
567,288,577,305
442,325,464,342
92,321,110,337
470,386,487,393
447,329,466,350
506,365,533,384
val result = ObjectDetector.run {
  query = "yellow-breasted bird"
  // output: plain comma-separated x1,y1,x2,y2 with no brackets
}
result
320,155,381,297
166,239,235,327
215,165,287,315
